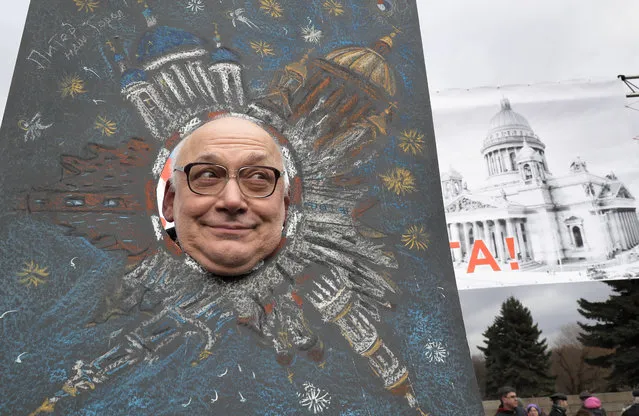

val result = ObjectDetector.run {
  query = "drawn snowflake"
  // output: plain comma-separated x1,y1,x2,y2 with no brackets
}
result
259,0,283,18
74,0,99,13
250,40,275,57
401,225,429,251
424,341,449,363
185,0,204,13
301,24,323,44
17,260,49,288
297,382,331,414
59,75,87,98
398,129,425,155
94,116,117,136
380,167,416,195
322,0,344,16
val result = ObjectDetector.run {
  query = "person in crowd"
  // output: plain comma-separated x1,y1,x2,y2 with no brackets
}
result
575,396,606,416
621,390,639,416
496,386,519,416
549,393,569,416
526,403,544,416
580,391,592,406
516,398,526,416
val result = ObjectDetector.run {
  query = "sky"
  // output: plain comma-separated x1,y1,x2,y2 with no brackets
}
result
459,280,613,356
0,0,637,362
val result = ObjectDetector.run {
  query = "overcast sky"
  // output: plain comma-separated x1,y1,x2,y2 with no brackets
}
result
0,0,637,360
460,280,613,356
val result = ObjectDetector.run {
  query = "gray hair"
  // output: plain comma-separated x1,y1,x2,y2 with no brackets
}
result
169,113,290,193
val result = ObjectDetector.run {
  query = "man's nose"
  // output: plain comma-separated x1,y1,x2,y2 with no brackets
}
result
214,178,248,213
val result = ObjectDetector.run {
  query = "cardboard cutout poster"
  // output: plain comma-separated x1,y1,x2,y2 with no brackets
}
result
432,80,639,290
0,1,482,414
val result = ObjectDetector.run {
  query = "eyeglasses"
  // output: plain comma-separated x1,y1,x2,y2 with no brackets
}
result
173,163,282,198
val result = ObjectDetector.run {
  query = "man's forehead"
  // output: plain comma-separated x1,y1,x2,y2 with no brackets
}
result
178,116,280,162
195,116,272,138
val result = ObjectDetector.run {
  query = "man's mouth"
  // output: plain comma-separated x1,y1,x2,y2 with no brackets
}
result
212,224,255,230
207,224,257,234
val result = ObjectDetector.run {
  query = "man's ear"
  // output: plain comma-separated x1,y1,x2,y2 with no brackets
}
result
162,179,176,222
283,194,290,229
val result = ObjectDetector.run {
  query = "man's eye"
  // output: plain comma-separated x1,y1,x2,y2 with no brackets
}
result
242,168,273,181
201,170,223,178
249,171,268,180
191,166,226,181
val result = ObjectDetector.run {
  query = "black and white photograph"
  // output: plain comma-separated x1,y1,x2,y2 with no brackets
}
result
432,79,639,290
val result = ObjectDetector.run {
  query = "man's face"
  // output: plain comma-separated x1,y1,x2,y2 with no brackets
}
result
162,116,289,276
502,392,517,410
559,399,568,407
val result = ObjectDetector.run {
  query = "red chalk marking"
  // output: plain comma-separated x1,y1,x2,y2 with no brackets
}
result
506,237,519,270
449,241,460,249
291,291,304,307
264,302,274,314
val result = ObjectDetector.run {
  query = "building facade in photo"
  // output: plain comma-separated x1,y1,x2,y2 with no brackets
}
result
442,98,639,268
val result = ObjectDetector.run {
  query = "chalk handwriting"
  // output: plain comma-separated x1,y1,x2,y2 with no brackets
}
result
27,11,125,70
81,10,125,34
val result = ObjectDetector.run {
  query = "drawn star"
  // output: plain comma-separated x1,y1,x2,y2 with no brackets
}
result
398,129,425,155
401,225,429,251
59,75,87,98
380,167,416,195
17,260,49,288
74,0,100,13
260,0,284,18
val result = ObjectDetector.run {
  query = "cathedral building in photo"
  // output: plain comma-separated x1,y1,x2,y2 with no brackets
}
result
442,98,639,270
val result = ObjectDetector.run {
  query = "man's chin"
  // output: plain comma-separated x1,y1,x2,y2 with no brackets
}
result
193,253,260,277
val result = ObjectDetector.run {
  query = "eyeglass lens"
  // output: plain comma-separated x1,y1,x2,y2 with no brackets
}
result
187,164,278,197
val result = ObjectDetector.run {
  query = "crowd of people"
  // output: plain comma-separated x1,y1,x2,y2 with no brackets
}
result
494,387,639,416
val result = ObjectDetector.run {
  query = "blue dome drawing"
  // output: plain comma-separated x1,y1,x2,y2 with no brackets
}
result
121,68,147,89
137,26,204,63
211,47,241,64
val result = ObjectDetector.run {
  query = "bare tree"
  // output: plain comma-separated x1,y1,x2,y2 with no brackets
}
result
471,354,487,399
550,323,612,394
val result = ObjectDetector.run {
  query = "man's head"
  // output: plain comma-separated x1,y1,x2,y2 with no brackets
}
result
162,115,290,276
497,386,517,410
579,391,591,403
550,392,568,408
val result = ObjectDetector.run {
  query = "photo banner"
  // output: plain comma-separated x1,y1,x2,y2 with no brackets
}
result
0,0,482,414
432,80,639,290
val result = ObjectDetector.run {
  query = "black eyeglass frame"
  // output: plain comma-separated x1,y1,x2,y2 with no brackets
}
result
173,162,282,198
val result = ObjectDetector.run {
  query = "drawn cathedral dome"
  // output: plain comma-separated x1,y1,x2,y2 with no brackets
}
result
120,68,147,89
111,4,245,140
482,98,545,152
136,26,206,64
210,27,241,64
324,33,397,96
